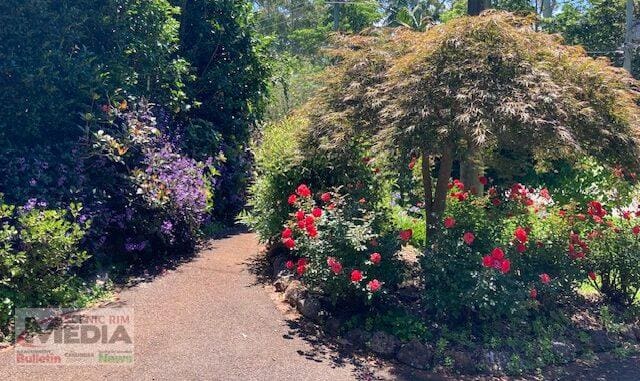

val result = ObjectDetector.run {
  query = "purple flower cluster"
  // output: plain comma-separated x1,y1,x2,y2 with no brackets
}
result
124,239,148,252
142,143,211,224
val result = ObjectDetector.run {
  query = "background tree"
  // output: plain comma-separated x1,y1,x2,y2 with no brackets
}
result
174,0,271,221
0,0,189,147
547,0,640,77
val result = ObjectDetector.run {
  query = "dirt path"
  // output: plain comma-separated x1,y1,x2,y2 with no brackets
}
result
1,231,639,381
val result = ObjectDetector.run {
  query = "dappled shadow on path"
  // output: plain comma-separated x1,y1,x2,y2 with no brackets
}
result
281,318,454,381
243,250,272,286
107,224,250,289
544,354,640,381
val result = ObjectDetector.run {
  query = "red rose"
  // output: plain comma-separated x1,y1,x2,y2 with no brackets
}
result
370,252,382,265
286,260,294,270
500,259,511,274
482,255,493,268
297,220,306,229
633,226,640,236
587,200,606,218
539,273,551,284
455,192,468,202
296,184,312,198
283,237,295,249
307,225,318,238
367,279,382,292
463,232,475,245
399,229,413,241
453,179,465,191
296,210,305,221
312,207,322,218
516,243,526,253
281,227,292,239
321,192,331,203
350,269,363,282
327,257,342,274
288,194,297,205
297,264,306,276
492,198,501,206
514,227,528,243
588,272,597,281
444,217,456,229
304,215,315,227
478,176,488,186
297,258,307,266
491,247,505,260
530,288,538,299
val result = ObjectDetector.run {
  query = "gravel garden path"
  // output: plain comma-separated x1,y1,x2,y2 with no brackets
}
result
0,232,426,381
1,231,639,381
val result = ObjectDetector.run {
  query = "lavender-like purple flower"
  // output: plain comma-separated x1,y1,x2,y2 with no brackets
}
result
161,220,173,235
124,239,148,252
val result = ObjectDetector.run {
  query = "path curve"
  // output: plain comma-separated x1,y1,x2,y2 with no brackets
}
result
0,232,385,381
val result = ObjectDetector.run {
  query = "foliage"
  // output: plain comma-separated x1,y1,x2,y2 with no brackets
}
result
175,0,270,221
242,116,306,241
0,0,190,146
421,179,583,321
341,0,384,32
89,100,215,261
278,184,402,306
547,0,630,72
387,0,446,29
307,12,640,231
256,0,331,56
264,54,325,122
243,114,386,243
0,199,89,331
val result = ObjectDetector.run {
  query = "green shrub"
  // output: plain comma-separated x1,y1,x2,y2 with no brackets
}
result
0,0,189,146
243,115,385,243
421,180,583,322
277,184,402,306
0,199,89,331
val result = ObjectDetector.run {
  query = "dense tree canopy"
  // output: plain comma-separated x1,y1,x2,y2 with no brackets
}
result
303,12,640,229
0,0,189,146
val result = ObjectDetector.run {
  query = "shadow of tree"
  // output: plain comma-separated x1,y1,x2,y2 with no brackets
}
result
281,316,456,381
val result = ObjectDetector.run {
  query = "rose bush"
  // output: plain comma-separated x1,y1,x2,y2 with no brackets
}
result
421,179,587,321
277,184,403,307
243,115,388,245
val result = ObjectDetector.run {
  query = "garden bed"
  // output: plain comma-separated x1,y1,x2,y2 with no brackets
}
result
267,249,640,377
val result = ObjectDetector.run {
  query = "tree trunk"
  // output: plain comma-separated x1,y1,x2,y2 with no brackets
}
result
460,145,484,196
421,150,434,239
467,0,490,16
542,0,553,18
431,145,454,230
